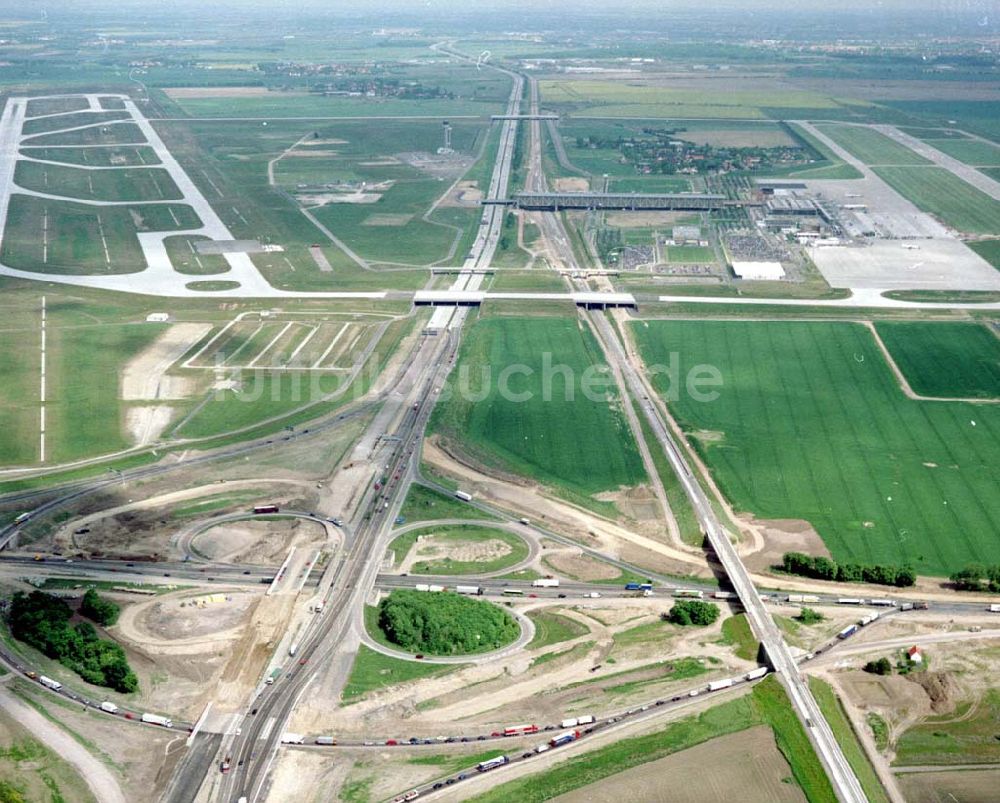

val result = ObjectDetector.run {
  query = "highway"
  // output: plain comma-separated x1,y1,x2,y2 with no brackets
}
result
520,73,869,803
205,51,528,803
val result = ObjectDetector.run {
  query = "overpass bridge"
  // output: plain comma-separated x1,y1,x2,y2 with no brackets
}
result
490,114,559,121
413,290,636,309
486,191,733,211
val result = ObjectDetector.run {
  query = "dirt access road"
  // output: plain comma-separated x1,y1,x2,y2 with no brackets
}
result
0,684,126,803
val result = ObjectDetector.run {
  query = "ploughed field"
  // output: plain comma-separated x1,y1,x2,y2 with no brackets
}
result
631,320,1000,576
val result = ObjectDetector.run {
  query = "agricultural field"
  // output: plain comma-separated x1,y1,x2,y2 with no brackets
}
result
816,124,930,165
631,320,1000,576
776,124,863,180
872,166,1000,235
429,315,647,511
967,240,1000,269
539,80,848,119
14,161,182,203
875,322,1000,400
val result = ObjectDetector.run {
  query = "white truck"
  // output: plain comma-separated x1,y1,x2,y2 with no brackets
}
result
454,491,473,502
141,713,173,728
745,667,768,681
455,585,482,596
708,679,735,692
281,733,305,745
99,701,119,714
38,676,62,691
532,578,560,588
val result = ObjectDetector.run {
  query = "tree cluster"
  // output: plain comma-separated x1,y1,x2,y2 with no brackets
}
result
949,564,1000,592
377,590,520,655
79,589,120,627
8,591,138,693
665,599,720,627
794,607,824,625
863,657,892,676
781,552,915,587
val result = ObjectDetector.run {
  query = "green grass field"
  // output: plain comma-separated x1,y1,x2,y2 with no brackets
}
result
387,524,529,575
526,609,589,650
20,110,131,137
397,484,498,524
46,323,167,462
1,195,200,275
632,320,1000,576
19,146,160,167
164,236,231,275
0,316,41,464
720,613,758,661
341,644,459,704
894,689,1000,766
14,161,182,202
809,678,890,803
469,676,835,803
919,138,1000,166
21,122,146,147
429,316,647,512
24,97,90,117
967,239,1000,269
876,322,1000,400
817,125,929,165
665,245,714,263
873,166,1000,235
778,124,863,180
169,94,502,118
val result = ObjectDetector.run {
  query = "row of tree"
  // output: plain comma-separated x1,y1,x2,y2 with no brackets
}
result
378,590,520,655
9,591,138,693
949,564,1000,592
781,552,916,588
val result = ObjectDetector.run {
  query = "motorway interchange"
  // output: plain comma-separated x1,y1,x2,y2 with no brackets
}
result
0,44,998,803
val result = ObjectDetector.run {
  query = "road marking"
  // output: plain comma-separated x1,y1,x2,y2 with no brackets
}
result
287,325,319,366
258,717,276,741
311,323,348,369
247,321,293,368
186,702,213,747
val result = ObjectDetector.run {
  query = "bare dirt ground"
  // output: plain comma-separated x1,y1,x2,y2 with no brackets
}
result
130,591,258,641
50,480,318,559
397,533,513,574
438,179,483,208
543,548,620,581
422,437,711,580
292,598,743,738
605,210,688,227
553,177,589,192
121,323,211,401
126,404,175,446
193,517,326,565
743,518,831,574
6,680,183,803
552,725,806,803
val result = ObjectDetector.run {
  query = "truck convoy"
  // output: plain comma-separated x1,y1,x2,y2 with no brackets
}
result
141,713,173,728
559,715,595,728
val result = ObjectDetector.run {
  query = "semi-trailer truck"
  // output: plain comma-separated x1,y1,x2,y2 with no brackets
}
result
837,624,859,640
99,701,119,714
549,730,580,748
708,679,734,692
455,585,483,596
454,491,473,502
141,713,173,728
38,676,62,691
532,578,559,588
476,755,509,772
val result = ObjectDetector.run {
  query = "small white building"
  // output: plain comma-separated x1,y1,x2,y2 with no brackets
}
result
731,261,786,281
907,645,923,664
